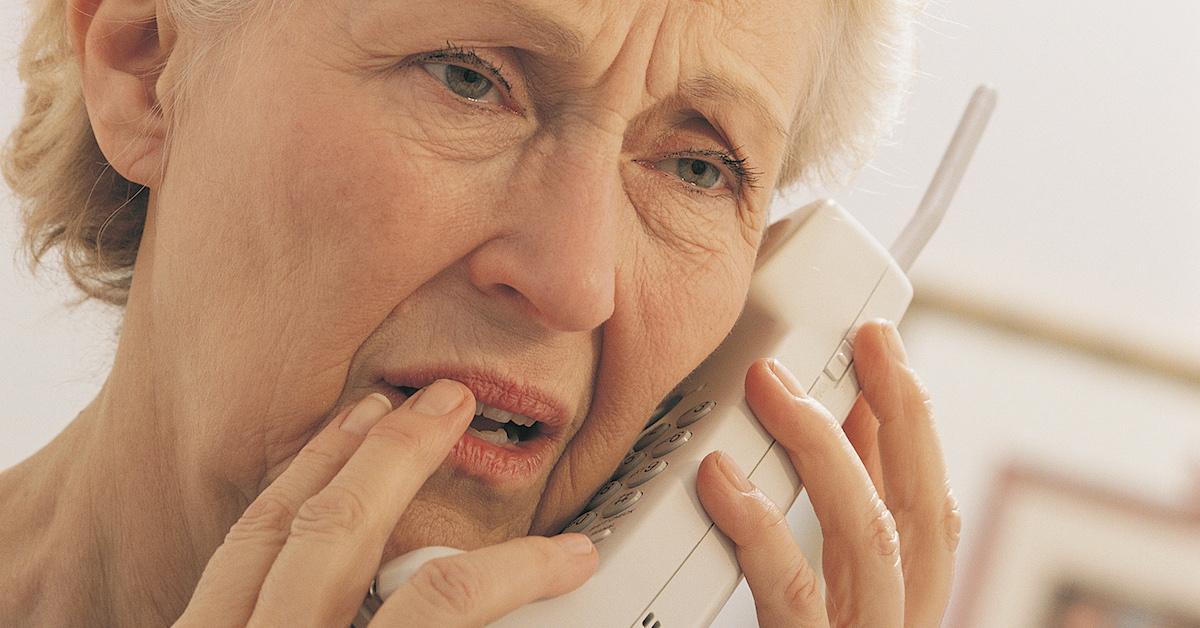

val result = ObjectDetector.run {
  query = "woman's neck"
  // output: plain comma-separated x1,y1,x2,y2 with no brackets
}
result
0,358,214,626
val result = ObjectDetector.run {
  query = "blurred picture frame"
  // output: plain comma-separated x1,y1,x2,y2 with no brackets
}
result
951,464,1200,627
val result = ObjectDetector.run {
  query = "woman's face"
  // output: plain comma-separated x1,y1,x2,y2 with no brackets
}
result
147,0,817,560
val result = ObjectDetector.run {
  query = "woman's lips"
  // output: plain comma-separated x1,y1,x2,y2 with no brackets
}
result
380,368,571,434
372,382,565,489
447,428,560,487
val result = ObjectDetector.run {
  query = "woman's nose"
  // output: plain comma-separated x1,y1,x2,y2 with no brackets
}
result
466,140,620,333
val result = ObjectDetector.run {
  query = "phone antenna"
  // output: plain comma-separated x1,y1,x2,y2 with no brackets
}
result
891,84,998,272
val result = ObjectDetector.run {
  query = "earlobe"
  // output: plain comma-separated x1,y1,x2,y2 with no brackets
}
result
70,0,176,188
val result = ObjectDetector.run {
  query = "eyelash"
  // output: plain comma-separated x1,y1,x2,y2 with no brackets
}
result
414,43,762,196
420,42,514,96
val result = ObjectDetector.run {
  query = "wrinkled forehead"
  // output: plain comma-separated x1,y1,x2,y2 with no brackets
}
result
349,0,822,175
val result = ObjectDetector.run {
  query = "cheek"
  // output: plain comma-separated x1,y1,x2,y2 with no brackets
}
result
533,238,755,533
153,64,511,454
270,91,500,309
637,242,753,377
613,233,756,442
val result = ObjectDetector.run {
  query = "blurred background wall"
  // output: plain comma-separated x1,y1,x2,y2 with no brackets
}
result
3,1,1198,625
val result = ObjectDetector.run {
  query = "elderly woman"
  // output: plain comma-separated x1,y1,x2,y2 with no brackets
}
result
0,0,957,625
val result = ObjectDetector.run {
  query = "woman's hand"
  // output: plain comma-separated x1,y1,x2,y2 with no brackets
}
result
696,320,959,627
173,379,598,627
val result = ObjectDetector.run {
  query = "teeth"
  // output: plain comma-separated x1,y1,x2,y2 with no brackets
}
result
476,402,537,428
481,406,513,423
467,426,517,446
407,388,536,428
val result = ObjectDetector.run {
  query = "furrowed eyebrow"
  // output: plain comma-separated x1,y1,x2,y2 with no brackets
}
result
476,0,587,57
467,1,785,146
680,74,790,144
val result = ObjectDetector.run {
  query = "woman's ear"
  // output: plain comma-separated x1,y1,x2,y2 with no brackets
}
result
70,0,178,188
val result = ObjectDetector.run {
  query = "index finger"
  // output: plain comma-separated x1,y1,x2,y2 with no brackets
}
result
180,395,388,626
248,379,476,627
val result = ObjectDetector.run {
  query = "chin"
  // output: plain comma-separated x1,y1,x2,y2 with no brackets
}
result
381,495,532,562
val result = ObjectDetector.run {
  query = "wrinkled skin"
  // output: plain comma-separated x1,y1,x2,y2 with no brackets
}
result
136,0,811,560
0,0,958,626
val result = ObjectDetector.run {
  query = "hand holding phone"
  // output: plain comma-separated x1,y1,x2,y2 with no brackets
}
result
693,322,957,627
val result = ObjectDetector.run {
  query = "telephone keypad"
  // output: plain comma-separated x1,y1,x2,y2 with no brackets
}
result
633,423,671,451
602,489,643,518
568,391,715,546
649,430,692,458
615,451,647,478
643,393,683,429
675,400,716,427
587,480,623,510
623,460,668,488
564,510,598,534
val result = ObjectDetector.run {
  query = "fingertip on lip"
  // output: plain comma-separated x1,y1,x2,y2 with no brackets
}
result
366,392,394,411
383,371,569,430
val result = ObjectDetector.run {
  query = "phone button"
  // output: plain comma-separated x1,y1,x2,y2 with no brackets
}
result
587,480,623,510
615,451,647,478
676,400,716,427
633,422,671,451
650,430,692,458
644,393,683,429
587,527,613,544
624,460,668,488
602,489,643,518
564,510,599,534
823,339,855,382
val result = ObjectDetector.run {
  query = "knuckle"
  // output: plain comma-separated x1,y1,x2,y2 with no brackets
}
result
780,558,823,617
291,483,371,540
411,557,487,616
867,498,900,559
789,403,844,459
297,440,345,472
901,364,936,418
227,492,296,544
943,489,963,553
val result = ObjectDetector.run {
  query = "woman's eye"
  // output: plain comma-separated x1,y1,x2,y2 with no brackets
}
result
422,63,501,104
653,157,724,189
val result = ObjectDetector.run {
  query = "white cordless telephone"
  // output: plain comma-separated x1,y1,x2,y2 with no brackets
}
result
354,86,996,628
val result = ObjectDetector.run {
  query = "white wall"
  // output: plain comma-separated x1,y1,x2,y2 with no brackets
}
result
3,0,1199,625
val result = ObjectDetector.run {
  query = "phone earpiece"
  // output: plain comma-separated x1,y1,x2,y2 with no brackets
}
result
754,203,818,271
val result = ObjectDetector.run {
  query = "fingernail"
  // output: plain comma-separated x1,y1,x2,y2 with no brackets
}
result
880,320,909,364
766,358,805,397
716,451,753,492
410,379,466,415
553,533,594,556
340,393,393,435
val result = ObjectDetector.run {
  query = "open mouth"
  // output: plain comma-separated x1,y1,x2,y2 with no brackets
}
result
379,373,568,486
396,385,544,447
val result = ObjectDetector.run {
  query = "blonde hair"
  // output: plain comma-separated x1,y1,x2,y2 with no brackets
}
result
2,0,922,308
